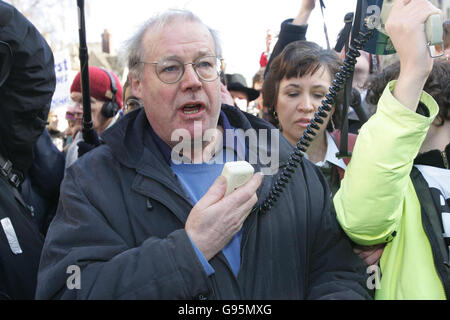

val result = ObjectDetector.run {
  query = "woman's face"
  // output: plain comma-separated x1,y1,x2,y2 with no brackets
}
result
276,66,333,146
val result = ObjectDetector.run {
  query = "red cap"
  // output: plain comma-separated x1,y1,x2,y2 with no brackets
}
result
70,66,123,109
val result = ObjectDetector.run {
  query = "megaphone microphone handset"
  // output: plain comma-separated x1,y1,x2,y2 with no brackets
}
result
364,0,444,58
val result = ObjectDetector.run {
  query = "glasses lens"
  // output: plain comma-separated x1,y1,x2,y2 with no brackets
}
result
195,56,220,81
156,59,183,83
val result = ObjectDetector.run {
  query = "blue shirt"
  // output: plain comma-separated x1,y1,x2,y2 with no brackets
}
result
148,111,247,277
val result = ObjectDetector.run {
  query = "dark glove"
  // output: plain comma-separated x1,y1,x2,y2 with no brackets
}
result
77,140,97,158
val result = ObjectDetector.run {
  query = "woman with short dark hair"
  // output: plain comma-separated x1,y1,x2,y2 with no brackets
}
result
263,40,349,195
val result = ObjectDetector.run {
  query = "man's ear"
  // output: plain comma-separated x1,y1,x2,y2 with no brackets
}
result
129,74,142,98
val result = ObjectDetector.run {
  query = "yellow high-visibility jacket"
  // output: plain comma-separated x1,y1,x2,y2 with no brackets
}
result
334,81,447,300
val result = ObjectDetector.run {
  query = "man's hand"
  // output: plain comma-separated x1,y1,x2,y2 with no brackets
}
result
301,0,316,12
294,0,316,25
353,244,385,266
386,0,442,111
186,173,264,260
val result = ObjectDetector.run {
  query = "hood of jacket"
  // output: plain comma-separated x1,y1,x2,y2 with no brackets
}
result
0,1,55,173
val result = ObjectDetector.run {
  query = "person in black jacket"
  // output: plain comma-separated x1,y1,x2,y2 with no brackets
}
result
0,1,56,299
21,128,65,235
36,9,371,300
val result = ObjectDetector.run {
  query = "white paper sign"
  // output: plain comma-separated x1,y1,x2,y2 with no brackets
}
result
51,49,73,110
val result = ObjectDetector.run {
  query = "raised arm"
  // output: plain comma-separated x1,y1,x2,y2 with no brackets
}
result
265,0,316,75
388,0,440,111
333,0,441,246
293,0,316,25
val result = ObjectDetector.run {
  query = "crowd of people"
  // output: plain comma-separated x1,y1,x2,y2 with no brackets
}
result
0,0,449,300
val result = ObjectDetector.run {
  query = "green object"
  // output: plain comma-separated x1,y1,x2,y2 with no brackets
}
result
334,81,446,299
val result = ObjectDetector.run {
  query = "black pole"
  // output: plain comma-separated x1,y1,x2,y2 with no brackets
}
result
77,0,99,146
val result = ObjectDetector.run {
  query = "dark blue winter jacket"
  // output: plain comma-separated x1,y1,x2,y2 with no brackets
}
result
36,106,371,300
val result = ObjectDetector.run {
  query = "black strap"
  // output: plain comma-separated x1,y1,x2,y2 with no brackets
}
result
336,24,354,160
336,79,352,159
335,0,368,159
351,0,364,45
0,154,34,217
0,154,24,189
319,0,331,50
335,12,354,53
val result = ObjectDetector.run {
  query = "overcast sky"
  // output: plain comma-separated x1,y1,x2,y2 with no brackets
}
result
84,0,358,83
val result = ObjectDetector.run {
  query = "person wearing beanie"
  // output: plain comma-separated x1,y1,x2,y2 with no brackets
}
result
65,66,123,171
69,66,123,134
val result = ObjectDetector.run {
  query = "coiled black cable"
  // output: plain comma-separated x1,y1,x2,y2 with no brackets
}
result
259,27,375,214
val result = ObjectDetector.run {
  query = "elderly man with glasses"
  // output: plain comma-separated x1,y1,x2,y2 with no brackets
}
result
36,9,370,300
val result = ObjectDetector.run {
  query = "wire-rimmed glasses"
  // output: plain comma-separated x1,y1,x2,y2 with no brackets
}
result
139,55,223,84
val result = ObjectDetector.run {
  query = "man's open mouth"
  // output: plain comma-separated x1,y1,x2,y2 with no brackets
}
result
182,103,204,115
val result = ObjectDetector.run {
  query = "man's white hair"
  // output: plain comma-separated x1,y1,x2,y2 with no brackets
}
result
123,9,222,80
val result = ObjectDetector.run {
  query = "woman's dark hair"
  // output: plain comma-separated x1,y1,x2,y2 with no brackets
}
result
262,40,344,131
366,60,450,126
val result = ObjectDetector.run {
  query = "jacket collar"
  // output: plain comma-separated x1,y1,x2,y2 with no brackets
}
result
415,143,450,170
101,105,294,224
